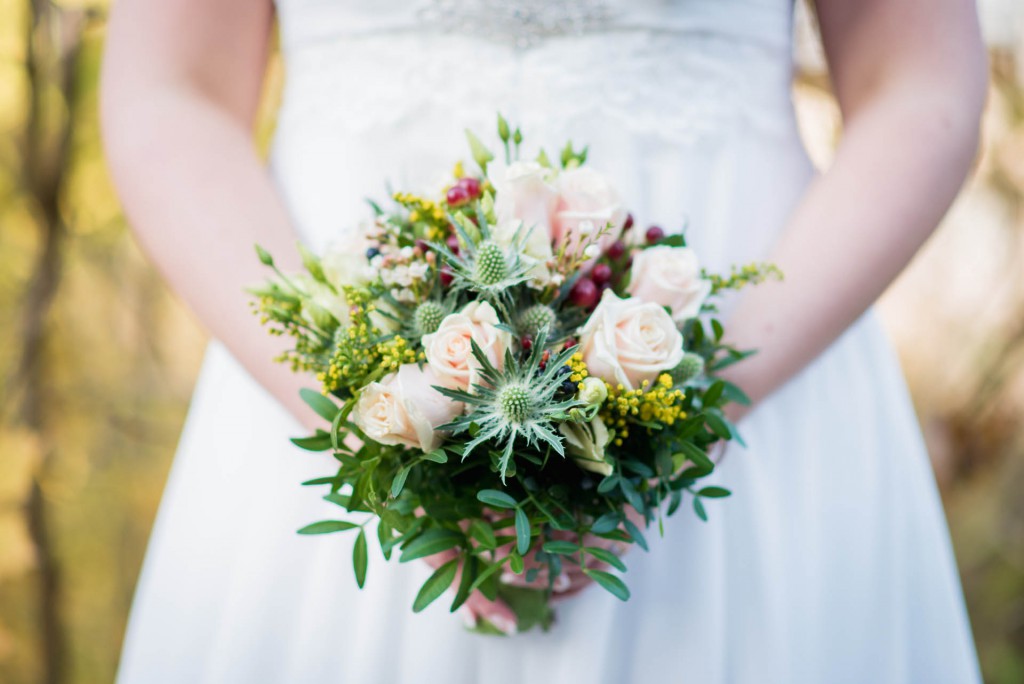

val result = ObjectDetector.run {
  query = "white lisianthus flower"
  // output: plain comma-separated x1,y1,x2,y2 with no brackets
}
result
627,246,712,323
321,241,370,289
559,416,613,477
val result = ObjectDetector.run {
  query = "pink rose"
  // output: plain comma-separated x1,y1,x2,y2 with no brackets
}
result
351,364,463,452
492,161,559,246
578,289,685,391
626,246,712,323
422,301,512,391
552,167,627,259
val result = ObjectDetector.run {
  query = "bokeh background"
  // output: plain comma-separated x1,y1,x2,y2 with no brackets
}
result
0,1,1022,682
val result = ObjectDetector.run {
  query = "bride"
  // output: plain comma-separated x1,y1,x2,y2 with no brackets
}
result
102,0,986,682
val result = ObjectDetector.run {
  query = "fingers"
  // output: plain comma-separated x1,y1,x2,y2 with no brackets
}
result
460,592,518,636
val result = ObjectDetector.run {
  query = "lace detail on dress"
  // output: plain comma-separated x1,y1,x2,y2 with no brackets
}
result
278,28,793,146
416,0,616,48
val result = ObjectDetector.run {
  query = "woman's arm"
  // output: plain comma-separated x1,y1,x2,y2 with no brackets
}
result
721,0,987,420
101,0,318,429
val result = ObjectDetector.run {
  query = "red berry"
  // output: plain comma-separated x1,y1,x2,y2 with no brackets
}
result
446,185,470,206
623,213,634,231
607,240,627,260
646,225,665,243
539,350,551,370
521,334,533,353
570,278,599,309
591,262,612,285
446,234,460,254
415,239,431,253
440,267,454,287
458,177,482,199
563,337,578,350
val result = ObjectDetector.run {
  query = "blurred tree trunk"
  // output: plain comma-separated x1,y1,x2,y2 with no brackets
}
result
8,2,90,683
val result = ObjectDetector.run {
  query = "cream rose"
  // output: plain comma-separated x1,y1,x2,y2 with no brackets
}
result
552,167,627,259
422,301,512,390
351,364,463,452
578,289,685,391
627,246,712,323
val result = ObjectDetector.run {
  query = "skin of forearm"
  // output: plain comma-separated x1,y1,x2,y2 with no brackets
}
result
103,87,320,430
719,86,982,421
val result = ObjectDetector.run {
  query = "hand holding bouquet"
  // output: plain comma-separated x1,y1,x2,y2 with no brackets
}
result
251,116,779,633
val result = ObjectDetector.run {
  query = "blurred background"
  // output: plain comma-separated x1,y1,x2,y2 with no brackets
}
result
0,1,1022,682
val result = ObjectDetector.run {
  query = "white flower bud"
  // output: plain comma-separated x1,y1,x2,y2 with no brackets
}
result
578,377,608,407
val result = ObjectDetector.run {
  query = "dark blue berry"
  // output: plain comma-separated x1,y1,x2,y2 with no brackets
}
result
560,379,577,395
557,365,571,376
365,246,381,260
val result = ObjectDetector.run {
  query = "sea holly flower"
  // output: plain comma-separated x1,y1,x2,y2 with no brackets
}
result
434,336,584,482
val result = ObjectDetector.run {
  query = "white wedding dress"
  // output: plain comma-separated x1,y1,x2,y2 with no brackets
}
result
117,1,982,682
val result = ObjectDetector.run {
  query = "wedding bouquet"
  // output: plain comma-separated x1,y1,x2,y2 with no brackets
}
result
251,116,779,632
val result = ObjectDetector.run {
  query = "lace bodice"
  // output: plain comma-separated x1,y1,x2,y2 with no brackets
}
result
272,0,797,145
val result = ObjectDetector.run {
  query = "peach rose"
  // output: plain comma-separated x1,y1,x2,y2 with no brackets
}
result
351,364,463,452
578,289,685,391
552,167,627,259
627,246,712,323
422,301,512,391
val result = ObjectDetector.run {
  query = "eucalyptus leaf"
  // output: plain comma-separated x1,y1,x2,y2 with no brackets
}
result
413,558,458,613
514,508,531,555
584,546,627,572
390,466,411,498
300,388,339,422
353,529,368,587
698,486,731,499
399,529,463,563
477,489,518,509
297,520,358,535
584,569,631,601
542,540,580,555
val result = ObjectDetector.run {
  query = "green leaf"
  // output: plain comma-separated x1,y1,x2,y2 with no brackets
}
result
705,411,732,440
677,441,713,469
693,496,708,522
711,318,724,342
353,529,368,587
542,540,580,555
597,475,620,495
698,486,731,498
509,551,525,574
300,388,339,422
390,466,411,498
584,546,627,572
721,380,752,406
590,513,620,535
450,554,477,613
468,519,497,550
619,478,645,513
468,559,506,595
297,520,359,535
514,508,531,556
421,449,449,464
290,434,334,451
413,558,458,612
622,518,648,552
583,569,630,601
477,489,518,509
399,529,463,563
703,380,725,407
